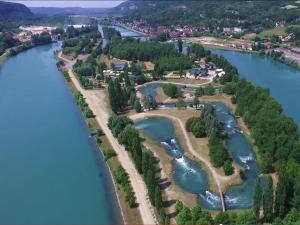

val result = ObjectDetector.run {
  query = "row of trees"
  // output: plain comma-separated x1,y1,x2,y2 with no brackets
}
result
185,104,233,175
104,37,178,61
53,25,99,39
72,86,138,210
108,78,128,113
114,166,137,207
107,115,169,224
176,201,259,225
253,177,274,222
252,176,300,224
73,91,93,118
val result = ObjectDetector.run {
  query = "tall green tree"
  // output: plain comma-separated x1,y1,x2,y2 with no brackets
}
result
275,172,291,218
263,176,274,222
155,186,163,209
108,79,118,113
178,38,183,53
253,178,262,219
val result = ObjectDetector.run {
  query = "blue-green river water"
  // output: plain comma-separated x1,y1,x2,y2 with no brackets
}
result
0,43,121,224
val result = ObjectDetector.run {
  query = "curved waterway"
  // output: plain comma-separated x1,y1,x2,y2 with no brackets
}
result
134,102,264,210
0,43,122,223
209,48,300,127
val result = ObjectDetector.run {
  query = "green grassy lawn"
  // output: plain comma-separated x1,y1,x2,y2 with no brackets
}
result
258,27,287,39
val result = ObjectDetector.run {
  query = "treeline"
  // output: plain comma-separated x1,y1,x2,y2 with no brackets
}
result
104,37,177,61
72,87,137,210
108,78,128,113
154,55,192,72
114,166,137,207
32,32,52,45
176,201,259,225
73,91,93,118
102,27,121,40
214,45,300,222
107,68,144,113
0,32,17,55
120,1,299,32
108,115,170,224
52,25,99,39
73,58,96,89
186,105,234,175
195,85,215,96
253,177,274,222
62,32,100,56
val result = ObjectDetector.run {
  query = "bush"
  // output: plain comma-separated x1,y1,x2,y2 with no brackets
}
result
162,83,181,98
134,99,142,112
223,160,234,176
104,149,117,161
186,117,206,138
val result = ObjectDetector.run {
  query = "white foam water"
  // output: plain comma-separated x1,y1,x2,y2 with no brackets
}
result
205,190,221,201
176,157,196,173
225,196,239,204
239,154,254,164
199,190,221,206
170,138,176,144
160,141,171,148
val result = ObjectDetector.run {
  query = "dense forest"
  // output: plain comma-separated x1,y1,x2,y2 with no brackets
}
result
104,37,177,61
0,32,17,55
115,1,300,33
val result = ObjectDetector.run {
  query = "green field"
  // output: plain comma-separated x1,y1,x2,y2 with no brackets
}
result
258,27,287,39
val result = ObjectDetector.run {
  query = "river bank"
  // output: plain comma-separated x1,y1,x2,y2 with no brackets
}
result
57,51,157,224
57,69,142,225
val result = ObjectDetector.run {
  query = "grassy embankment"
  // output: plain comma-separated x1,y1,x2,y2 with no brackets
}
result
60,69,143,225
258,27,287,39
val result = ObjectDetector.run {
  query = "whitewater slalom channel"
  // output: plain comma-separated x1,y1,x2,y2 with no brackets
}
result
135,84,264,210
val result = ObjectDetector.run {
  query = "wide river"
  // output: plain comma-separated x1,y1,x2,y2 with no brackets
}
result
210,48,300,127
0,43,122,224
